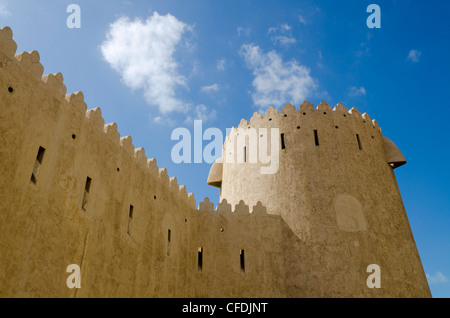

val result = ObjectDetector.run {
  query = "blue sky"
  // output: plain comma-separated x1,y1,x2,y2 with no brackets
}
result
1,0,449,297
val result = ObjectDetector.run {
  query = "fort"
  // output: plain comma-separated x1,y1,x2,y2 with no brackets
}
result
0,26,431,297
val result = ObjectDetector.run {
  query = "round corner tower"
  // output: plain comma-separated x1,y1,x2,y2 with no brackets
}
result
207,100,431,297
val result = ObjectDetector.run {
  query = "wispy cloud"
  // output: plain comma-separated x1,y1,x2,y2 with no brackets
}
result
408,49,422,63
349,86,367,97
271,35,297,46
0,0,11,17
101,12,190,114
201,83,219,93
280,24,291,31
240,44,317,108
268,23,297,47
268,24,292,33
317,51,324,68
356,33,372,58
185,104,217,123
426,272,448,284
298,14,307,25
216,59,226,71
237,26,251,37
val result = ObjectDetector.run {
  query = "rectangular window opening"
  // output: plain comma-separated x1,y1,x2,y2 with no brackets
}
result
243,146,247,163
127,205,134,235
167,229,171,256
129,205,134,219
240,249,245,273
30,146,46,184
84,176,92,192
314,130,319,146
81,176,91,211
198,247,203,272
356,134,362,150
281,133,286,150
36,146,45,164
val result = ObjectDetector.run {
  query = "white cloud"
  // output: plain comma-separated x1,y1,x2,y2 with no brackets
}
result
237,26,251,37
356,33,372,58
281,24,291,31
0,0,11,17
216,59,226,71
317,51,324,68
100,12,190,114
426,272,448,284
152,115,176,126
195,104,216,121
271,35,297,46
298,14,307,24
201,83,219,93
185,104,217,123
349,86,367,97
240,44,317,108
408,49,422,63
268,24,292,34
268,24,297,47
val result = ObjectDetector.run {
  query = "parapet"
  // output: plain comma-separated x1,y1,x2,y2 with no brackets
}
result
0,26,196,210
234,100,382,135
0,27,17,59
222,100,384,157
197,198,268,216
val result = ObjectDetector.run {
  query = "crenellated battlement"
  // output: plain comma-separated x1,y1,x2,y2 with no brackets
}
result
233,101,382,135
14,50,44,80
221,100,383,155
0,26,431,299
0,26,385,223
0,26,17,59
198,197,267,216
0,26,196,210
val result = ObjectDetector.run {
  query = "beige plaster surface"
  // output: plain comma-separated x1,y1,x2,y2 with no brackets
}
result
0,26,431,297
